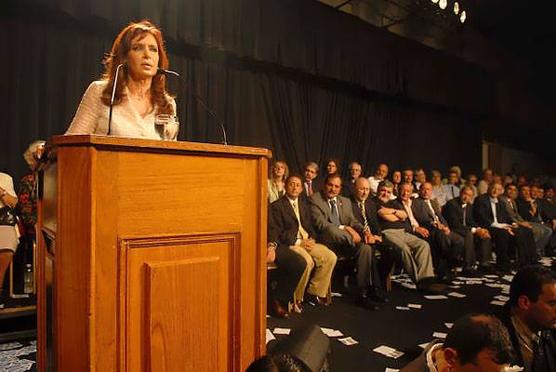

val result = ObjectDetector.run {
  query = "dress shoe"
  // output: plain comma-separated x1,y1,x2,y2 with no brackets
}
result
305,294,329,307
270,300,289,318
368,288,389,303
356,295,380,311
291,301,303,314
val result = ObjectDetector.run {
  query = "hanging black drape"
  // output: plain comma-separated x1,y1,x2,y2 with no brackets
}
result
1,0,487,183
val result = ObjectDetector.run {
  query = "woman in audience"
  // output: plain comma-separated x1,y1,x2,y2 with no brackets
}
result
0,172,19,306
65,20,177,139
18,140,45,242
268,161,289,203
324,158,340,178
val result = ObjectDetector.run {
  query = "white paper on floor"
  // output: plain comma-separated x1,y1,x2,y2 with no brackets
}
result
373,345,405,359
266,329,276,344
338,337,359,345
273,327,291,335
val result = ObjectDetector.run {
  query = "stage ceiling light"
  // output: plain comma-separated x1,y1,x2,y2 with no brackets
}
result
453,2,460,15
460,10,467,23
439,0,447,10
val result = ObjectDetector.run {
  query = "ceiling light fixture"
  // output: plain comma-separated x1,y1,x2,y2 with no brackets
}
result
439,0,447,10
460,10,466,23
453,2,460,15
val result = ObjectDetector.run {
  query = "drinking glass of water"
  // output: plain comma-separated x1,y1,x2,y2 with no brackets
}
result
154,114,179,141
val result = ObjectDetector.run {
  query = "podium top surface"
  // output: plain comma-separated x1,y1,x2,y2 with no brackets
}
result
50,135,272,159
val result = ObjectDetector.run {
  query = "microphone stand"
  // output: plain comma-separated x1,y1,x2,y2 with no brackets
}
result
107,63,124,136
160,68,228,145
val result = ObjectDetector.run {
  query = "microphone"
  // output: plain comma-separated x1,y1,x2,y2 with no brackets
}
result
159,68,228,145
108,63,124,136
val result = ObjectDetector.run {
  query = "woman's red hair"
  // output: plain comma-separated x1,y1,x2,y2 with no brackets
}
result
101,20,174,115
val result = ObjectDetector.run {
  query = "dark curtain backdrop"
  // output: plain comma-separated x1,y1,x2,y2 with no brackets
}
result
1,0,486,184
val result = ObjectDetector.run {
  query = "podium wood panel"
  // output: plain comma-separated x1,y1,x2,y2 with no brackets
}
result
37,135,270,371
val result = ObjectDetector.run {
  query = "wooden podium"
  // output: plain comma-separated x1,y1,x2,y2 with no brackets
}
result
36,135,271,371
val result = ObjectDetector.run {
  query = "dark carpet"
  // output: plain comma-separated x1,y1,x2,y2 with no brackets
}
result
0,257,554,372
267,256,555,372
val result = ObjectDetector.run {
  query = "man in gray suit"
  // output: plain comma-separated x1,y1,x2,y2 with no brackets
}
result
310,174,383,309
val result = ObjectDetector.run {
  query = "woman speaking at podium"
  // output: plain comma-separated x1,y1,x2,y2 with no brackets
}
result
65,20,177,139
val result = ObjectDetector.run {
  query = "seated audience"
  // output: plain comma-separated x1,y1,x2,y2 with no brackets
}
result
342,161,362,198
268,161,289,203
498,266,556,372
409,182,465,280
391,170,402,198
474,183,536,272
465,173,479,202
402,167,417,192
477,168,494,195
402,313,515,372
323,158,340,178
493,173,504,187
442,170,460,203
431,170,448,207
269,176,337,310
504,173,515,187
368,163,389,196
414,168,426,191
0,172,20,307
449,165,465,186
374,181,443,293
531,184,556,227
516,175,528,187
301,161,320,199
502,184,552,257
310,174,383,310
443,185,493,274
350,177,394,298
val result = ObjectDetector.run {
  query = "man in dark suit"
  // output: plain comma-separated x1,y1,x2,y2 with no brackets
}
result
310,174,382,309
350,177,394,298
403,182,464,280
502,184,552,257
300,161,321,200
474,183,536,272
342,161,362,199
443,185,493,274
269,175,337,309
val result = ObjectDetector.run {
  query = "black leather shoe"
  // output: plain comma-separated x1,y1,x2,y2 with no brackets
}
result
357,295,380,311
270,300,289,318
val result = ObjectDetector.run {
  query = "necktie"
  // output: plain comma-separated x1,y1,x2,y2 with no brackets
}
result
307,181,313,196
462,204,467,226
330,199,340,226
359,201,369,232
426,200,440,223
451,185,456,198
292,201,309,240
